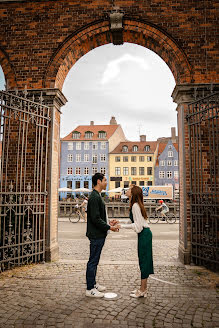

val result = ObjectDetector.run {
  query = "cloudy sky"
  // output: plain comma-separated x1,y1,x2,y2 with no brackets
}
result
0,43,177,141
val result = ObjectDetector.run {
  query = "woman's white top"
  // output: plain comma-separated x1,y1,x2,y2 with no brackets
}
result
120,203,150,233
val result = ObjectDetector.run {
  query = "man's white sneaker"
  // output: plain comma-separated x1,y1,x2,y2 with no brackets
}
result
94,283,106,292
85,288,104,298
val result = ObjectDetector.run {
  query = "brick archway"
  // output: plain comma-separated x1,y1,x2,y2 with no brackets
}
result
44,19,192,90
0,48,17,89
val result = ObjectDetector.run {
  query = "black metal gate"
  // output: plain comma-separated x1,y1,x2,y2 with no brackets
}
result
187,92,219,270
0,90,50,272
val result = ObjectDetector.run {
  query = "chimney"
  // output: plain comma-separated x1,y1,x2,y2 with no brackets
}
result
90,121,94,126
171,127,176,143
140,135,146,142
110,116,117,125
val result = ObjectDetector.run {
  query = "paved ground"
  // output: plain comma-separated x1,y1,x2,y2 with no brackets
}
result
0,221,218,328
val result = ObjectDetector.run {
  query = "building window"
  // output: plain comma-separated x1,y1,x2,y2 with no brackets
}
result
167,171,172,179
122,145,128,152
168,151,173,157
168,145,172,149
174,160,178,166
67,154,73,162
174,171,179,179
115,167,121,175
144,145,150,152
84,181,89,189
115,156,120,162
72,131,80,139
84,142,89,150
123,167,129,175
160,160,165,166
76,142,81,150
167,160,172,166
68,142,73,150
159,171,165,179
124,181,129,188
67,181,72,189
147,181,152,186
85,131,93,139
131,167,137,175
67,167,73,175
75,181,80,188
84,167,89,175
76,154,81,162
98,131,107,139
84,154,89,162
115,181,120,188
92,142,98,150
139,167,145,175
100,167,106,175
101,142,106,149
92,167,98,175
147,167,152,175
139,181,144,186
131,156,136,162
147,156,152,162
131,181,136,185
139,156,145,162
123,156,128,162
100,154,106,162
133,145,138,152
75,167,81,175
92,155,97,164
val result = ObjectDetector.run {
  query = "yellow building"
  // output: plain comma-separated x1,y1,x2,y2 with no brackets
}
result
109,136,158,190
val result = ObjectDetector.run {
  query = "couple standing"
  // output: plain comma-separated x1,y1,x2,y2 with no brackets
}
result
85,173,154,298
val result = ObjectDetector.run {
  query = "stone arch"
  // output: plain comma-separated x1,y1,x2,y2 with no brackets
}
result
0,47,17,89
44,19,192,90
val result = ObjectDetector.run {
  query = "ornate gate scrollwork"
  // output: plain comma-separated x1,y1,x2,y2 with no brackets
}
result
186,92,219,270
0,90,50,272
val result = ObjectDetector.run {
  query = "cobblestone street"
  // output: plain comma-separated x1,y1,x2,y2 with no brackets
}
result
0,222,218,328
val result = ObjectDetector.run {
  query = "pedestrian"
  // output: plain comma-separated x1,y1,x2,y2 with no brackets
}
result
86,173,119,298
80,196,88,222
118,185,154,298
156,199,169,220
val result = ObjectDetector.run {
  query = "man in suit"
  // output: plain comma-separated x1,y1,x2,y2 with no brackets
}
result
86,172,119,297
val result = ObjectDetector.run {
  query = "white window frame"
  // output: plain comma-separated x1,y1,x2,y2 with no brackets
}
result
76,154,81,162
67,154,73,162
72,132,80,139
131,167,137,175
67,167,73,175
75,167,81,175
115,156,120,162
84,154,89,162
168,151,173,157
139,167,145,175
68,142,73,150
84,142,89,150
92,155,98,164
76,142,81,150
123,156,128,162
174,160,178,166
133,145,138,152
101,142,106,149
139,156,145,162
123,167,129,176
174,170,179,179
100,167,106,174
167,160,172,166
167,171,172,179
92,167,98,175
100,154,106,162
147,156,152,162
160,160,165,166
92,142,98,150
98,131,106,139
115,167,121,175
84,167,89,175
85,131,93,139
122,146,128,152
159,171,165,179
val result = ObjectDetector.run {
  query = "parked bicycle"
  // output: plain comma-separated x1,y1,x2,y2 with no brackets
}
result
149,210,176,224
69,204,86,223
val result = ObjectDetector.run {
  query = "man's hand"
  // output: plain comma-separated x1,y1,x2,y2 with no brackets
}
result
110,225,120,232
109,219,119,226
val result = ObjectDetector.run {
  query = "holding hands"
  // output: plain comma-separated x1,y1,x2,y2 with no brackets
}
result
109,219,121,232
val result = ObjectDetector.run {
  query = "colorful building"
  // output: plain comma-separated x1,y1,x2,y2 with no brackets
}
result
154,140,179,189
109,136,158,190
59,117,126,198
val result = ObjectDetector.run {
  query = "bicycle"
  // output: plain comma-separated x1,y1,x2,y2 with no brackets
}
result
149,210,176,224
69,206,86,223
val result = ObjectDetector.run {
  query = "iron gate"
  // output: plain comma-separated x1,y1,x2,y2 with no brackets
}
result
187,92,219,270
0,90,50,272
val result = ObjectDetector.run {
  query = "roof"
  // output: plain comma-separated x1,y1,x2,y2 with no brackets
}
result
110,141,158,154
155,142,179,166
61,124,119,141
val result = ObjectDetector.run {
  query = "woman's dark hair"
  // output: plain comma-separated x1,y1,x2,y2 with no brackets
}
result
130,186,147,220
92,172,104,187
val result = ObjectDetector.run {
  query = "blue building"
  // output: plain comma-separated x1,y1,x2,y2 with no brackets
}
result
59,117,126,199
154,139,179,190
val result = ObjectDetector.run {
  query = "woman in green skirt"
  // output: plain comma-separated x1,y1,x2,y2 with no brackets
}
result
119,185,154,298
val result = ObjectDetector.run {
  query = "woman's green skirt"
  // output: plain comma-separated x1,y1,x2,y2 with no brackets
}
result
138,228,154,279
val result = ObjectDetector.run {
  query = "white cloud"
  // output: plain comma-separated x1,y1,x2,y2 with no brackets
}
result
101,53,149,85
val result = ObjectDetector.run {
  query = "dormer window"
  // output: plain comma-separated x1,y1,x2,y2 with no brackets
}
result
72,131,81,139
168,145,172,149
122,145,128,152
133,145,138,152
144,145,150,152
98,131,107,139
85,131,93,139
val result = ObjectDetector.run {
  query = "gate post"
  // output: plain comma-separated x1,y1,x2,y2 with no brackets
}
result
25,88,67,261
172,83,219,265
